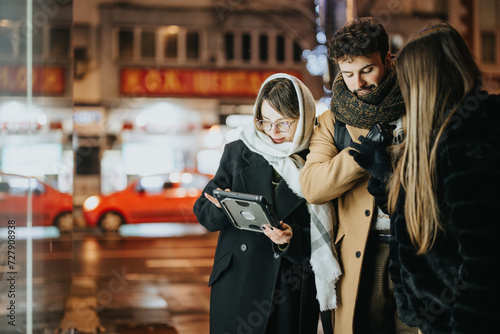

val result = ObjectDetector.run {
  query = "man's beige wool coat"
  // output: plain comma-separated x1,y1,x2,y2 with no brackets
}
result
300,110,374,334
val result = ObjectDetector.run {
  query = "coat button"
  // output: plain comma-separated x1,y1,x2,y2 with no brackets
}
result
273,253,280,259
365,210,370,216
355,251,361,258
240,244,247,252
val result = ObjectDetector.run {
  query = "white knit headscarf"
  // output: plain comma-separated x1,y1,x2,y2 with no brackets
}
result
240,73,341,310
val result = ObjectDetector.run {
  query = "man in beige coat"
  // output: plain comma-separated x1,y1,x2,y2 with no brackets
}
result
299,18,416,334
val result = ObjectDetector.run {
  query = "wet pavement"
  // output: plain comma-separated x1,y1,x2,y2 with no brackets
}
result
1,223,327,333
0,224,215,334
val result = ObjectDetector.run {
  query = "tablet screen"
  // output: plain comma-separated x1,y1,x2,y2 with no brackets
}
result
213,190,280,232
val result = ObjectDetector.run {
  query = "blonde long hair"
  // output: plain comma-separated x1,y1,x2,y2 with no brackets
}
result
388,22,481,254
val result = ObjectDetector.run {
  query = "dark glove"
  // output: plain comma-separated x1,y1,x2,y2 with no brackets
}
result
366,122,396,146
348,136,392,181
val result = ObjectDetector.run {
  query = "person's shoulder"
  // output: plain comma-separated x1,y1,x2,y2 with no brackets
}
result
482,93,500,144
467,91,500,133
484,91,500,104
225,139,245,150
224,139,259,159
316,109,333,122
439,91,500,159
445,91,498,136
316,109,335,130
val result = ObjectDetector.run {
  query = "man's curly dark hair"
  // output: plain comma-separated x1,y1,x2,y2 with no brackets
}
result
329,17,389,63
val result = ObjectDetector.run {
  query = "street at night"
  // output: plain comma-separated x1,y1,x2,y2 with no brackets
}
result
1,0,499,333
0,224,216,334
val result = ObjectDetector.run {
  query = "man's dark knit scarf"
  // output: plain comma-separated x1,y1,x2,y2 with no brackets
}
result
330,66,405,129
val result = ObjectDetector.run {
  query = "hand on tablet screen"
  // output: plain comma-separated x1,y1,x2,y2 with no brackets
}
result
204,188,231,208
262,221,292,245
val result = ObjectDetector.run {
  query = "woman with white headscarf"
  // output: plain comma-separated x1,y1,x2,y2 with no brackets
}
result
194,73,341,334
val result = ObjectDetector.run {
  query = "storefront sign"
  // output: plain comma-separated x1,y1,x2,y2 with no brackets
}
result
120,68,302,97
0,66,65,95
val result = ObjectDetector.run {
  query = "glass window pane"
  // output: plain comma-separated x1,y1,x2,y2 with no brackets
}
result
293,40,302,63
119,30,134,58
242,33,251,61
259,34,268,62
19,34,42,57
164,33,178,58
276,35,285,63
75,145,101,175
33,30,43,56
479,0,498,28
141,31,155,58
186,32,199,59
481,31,496,63
0,27,13,56
50,27,70,57
225,32,234,60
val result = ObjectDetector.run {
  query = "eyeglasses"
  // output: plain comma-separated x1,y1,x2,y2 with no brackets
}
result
256,120,296,133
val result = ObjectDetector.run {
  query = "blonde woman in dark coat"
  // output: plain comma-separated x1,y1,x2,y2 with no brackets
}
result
349,22,500,334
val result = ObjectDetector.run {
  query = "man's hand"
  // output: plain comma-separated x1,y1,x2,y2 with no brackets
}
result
349,136,392,181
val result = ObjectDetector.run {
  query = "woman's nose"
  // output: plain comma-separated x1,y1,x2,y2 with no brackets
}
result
269,124,280,134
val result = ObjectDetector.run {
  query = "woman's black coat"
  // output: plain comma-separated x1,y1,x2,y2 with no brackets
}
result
193,140,319,334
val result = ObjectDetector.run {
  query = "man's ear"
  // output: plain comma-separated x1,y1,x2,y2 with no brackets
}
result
385,52,392,67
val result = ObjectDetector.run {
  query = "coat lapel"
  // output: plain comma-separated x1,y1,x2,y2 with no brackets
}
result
346,124,369,143
238,148,275,206
238,145,305,221
273,179,305,221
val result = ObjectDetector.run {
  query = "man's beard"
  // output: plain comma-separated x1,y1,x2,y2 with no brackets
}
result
353,84,376,97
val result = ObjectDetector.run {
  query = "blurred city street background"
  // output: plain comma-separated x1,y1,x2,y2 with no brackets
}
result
0,0,499,332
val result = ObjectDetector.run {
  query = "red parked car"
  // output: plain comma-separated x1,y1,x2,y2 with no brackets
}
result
0,173,73,232
82,172,211,231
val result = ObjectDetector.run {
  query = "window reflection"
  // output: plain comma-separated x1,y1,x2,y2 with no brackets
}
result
259,34,268,62
119,29,134,58
163,26,178,59
242,32,251,61
225,32,234,60
141,30,155,58
50,27,71,57
481,31,496,64
186,31,199,59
